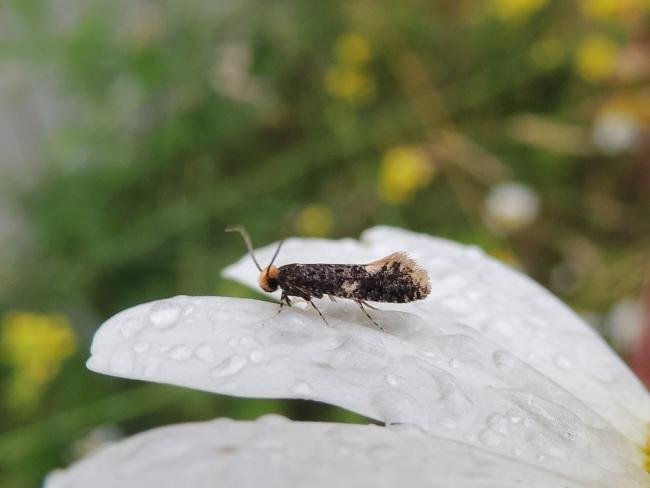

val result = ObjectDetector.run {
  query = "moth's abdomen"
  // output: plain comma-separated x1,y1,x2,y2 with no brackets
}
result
278,253,430,303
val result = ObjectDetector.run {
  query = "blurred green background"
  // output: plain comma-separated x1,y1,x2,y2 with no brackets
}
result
1,0,650,486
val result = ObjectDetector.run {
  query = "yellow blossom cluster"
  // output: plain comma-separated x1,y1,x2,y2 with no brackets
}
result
295,204,334,237
1,311,76,412
580,0,650,22
493,0,550,22
575,35,619,82
325,32,376,104
377,146,435,205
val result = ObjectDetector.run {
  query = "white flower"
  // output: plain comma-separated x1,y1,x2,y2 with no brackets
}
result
592,111,641,155
48,227,650,487
484,182,540,233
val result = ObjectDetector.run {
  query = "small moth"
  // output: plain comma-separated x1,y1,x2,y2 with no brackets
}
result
226,226,431,328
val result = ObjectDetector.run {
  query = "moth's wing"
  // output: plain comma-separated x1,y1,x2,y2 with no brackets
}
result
364,252,431,297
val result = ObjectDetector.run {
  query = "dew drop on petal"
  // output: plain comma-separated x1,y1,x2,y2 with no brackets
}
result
120,318,144,338
168,345,192,361
249,349,264,363
370,444,397,460
507,408,524,424
486,413,509,434
132,341,150,353
195,343,215,362
554,355,572,369
384,373,402,386
479,428,503,446
438,417,457,430
493,350,516,370
291,381,313,396
228,336,240,348
110,349,134,375
211,354,246,378
149,301,181,329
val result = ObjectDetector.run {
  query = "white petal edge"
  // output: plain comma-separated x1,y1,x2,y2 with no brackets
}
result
47,415,596,488
223,225,650,443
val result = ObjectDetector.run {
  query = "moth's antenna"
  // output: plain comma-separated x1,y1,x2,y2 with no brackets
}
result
266,239,284,277
225,225,262,272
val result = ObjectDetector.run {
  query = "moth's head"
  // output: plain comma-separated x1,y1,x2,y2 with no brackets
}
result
258,266,279,292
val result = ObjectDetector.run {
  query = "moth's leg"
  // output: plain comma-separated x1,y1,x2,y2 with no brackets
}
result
277,293,292,315
355,300,384,331
327,294,337,303
361,300,379,310
308,300,329,326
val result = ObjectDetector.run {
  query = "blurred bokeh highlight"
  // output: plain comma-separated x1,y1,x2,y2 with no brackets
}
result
1,0,650,486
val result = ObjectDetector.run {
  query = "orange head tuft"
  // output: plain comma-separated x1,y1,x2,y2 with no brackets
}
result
258,266,280,292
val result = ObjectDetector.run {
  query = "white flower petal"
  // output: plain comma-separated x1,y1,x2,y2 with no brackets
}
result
47,416,593,488
88,227,650,485
223,226,650,443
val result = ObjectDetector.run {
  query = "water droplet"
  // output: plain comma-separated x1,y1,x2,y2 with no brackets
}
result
211,355,246,378
110,349,134,375
249,349,264,363
168,345,192,361
228,336,240,348
554,355,572,369
493,350,516,370
149,301,181,329
486,413,509,434
195,343,215,362
291,381,312,396
120,318,144,338
182,306,194,317
373,390,427,427
529,432,566,459
133,341,150,353
384,374,402,386
479,428,502,446
438,417,457,430
416,345,437,359
370,444,396,460
240,336,253,346
507,408,523,424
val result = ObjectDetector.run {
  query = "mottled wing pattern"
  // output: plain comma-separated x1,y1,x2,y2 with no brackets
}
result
278,252,431,303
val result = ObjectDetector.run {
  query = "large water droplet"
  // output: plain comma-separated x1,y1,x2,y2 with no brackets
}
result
211,354,246,378
133,341,150,353
120,318,144,338
370,444,396,460
195,343,215,362
529,432,566,459
110,349,134,375
493,350,516,370
554,354,572,370
486,413,509,434
384,373,402,386
479,428,502,446
149,301,181,329
249,349,264,363
168,345,192,361
291,381,312,396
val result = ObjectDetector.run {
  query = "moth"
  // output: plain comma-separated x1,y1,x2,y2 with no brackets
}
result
226,226,431,329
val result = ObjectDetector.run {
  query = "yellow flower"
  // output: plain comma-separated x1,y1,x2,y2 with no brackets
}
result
493,0,550,22
335,33,372,66
325,66,376,103
378,146,435,205
1,311,76,411
575,35,619,82
295,205,334,237
581,0,650,22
